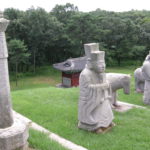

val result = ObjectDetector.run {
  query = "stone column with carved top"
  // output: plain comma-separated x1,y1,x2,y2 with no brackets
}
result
0,11,14,129
0,11,29,150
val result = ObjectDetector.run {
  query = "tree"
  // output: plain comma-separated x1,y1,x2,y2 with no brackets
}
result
66,13,98,56
51,3,78,24
8,39,30,86
129,45,146,65
4,7,150,68
4,8,26,40
22,7,65,70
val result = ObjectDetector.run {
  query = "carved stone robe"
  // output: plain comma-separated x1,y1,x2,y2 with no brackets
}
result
78,67,114,131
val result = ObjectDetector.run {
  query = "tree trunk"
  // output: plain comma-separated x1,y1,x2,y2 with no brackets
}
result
80,40,84,56
15,62,18,87
117,58,121,66
33,49,36,73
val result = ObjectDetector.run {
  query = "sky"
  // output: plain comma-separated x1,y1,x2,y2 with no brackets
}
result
1,0,150,12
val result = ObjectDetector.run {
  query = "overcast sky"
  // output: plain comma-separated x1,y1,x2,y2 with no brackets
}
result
1,0,150,12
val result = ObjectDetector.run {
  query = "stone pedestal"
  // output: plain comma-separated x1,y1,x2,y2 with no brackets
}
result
0,118,29,150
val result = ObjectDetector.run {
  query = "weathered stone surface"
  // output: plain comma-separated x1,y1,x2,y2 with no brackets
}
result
113,103,133,112
0,12,29,150
78,43,114,132
134,52,150,94
84,43,99,58
106,73,131,106
0,32,8,58
0,118,29,150
0,59,13,127
134,52,150,104
0,15,9,32
0,12,8,59
142,55,150,105
134,67,145,93
0,14,13,128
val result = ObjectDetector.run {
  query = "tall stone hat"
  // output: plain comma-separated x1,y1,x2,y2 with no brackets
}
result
84,43,99,59
90,51,105,62
84,43,105,62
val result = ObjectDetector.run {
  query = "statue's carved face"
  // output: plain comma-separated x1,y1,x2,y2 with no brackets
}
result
92,61,105,73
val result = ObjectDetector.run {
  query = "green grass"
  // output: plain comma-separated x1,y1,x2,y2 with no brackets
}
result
12,87,150,150
29,129,69,150
10,65,150,150
10,66,61,91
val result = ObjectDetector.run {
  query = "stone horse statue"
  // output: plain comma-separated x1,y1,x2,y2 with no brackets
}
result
106,73,131,107
134,67,145,93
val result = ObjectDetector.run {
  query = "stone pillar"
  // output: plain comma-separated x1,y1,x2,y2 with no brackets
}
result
0,11,29,150
0,11,14,128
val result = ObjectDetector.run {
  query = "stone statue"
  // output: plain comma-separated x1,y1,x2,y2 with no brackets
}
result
134,52,150,94
0,11,29,150
142,52,150,104
134,67,145,93
78,43,114,133
106,73,131,107
0,12,13,129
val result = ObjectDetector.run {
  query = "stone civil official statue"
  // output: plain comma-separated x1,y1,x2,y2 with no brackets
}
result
142,52,150,105
78,43,114,133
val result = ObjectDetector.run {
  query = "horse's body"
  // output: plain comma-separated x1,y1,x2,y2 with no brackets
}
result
134,67,145,93
106,73,131,106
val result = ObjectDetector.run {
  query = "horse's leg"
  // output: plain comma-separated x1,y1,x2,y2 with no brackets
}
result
139,82,144,93
135,77,139,92
112,91,120,107
112,91,117,105
135,79,142,93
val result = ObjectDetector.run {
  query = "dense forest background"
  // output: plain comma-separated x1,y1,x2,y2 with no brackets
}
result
4,3,150,72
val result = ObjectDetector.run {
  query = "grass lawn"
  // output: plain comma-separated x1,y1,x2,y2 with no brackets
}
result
10,66,61,91
29,129,69,150
12,87,150,150
10,65,150,150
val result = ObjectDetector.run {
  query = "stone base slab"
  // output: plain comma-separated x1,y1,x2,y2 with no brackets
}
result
113,101,145,112
113,103,133,112
0,117,29,150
